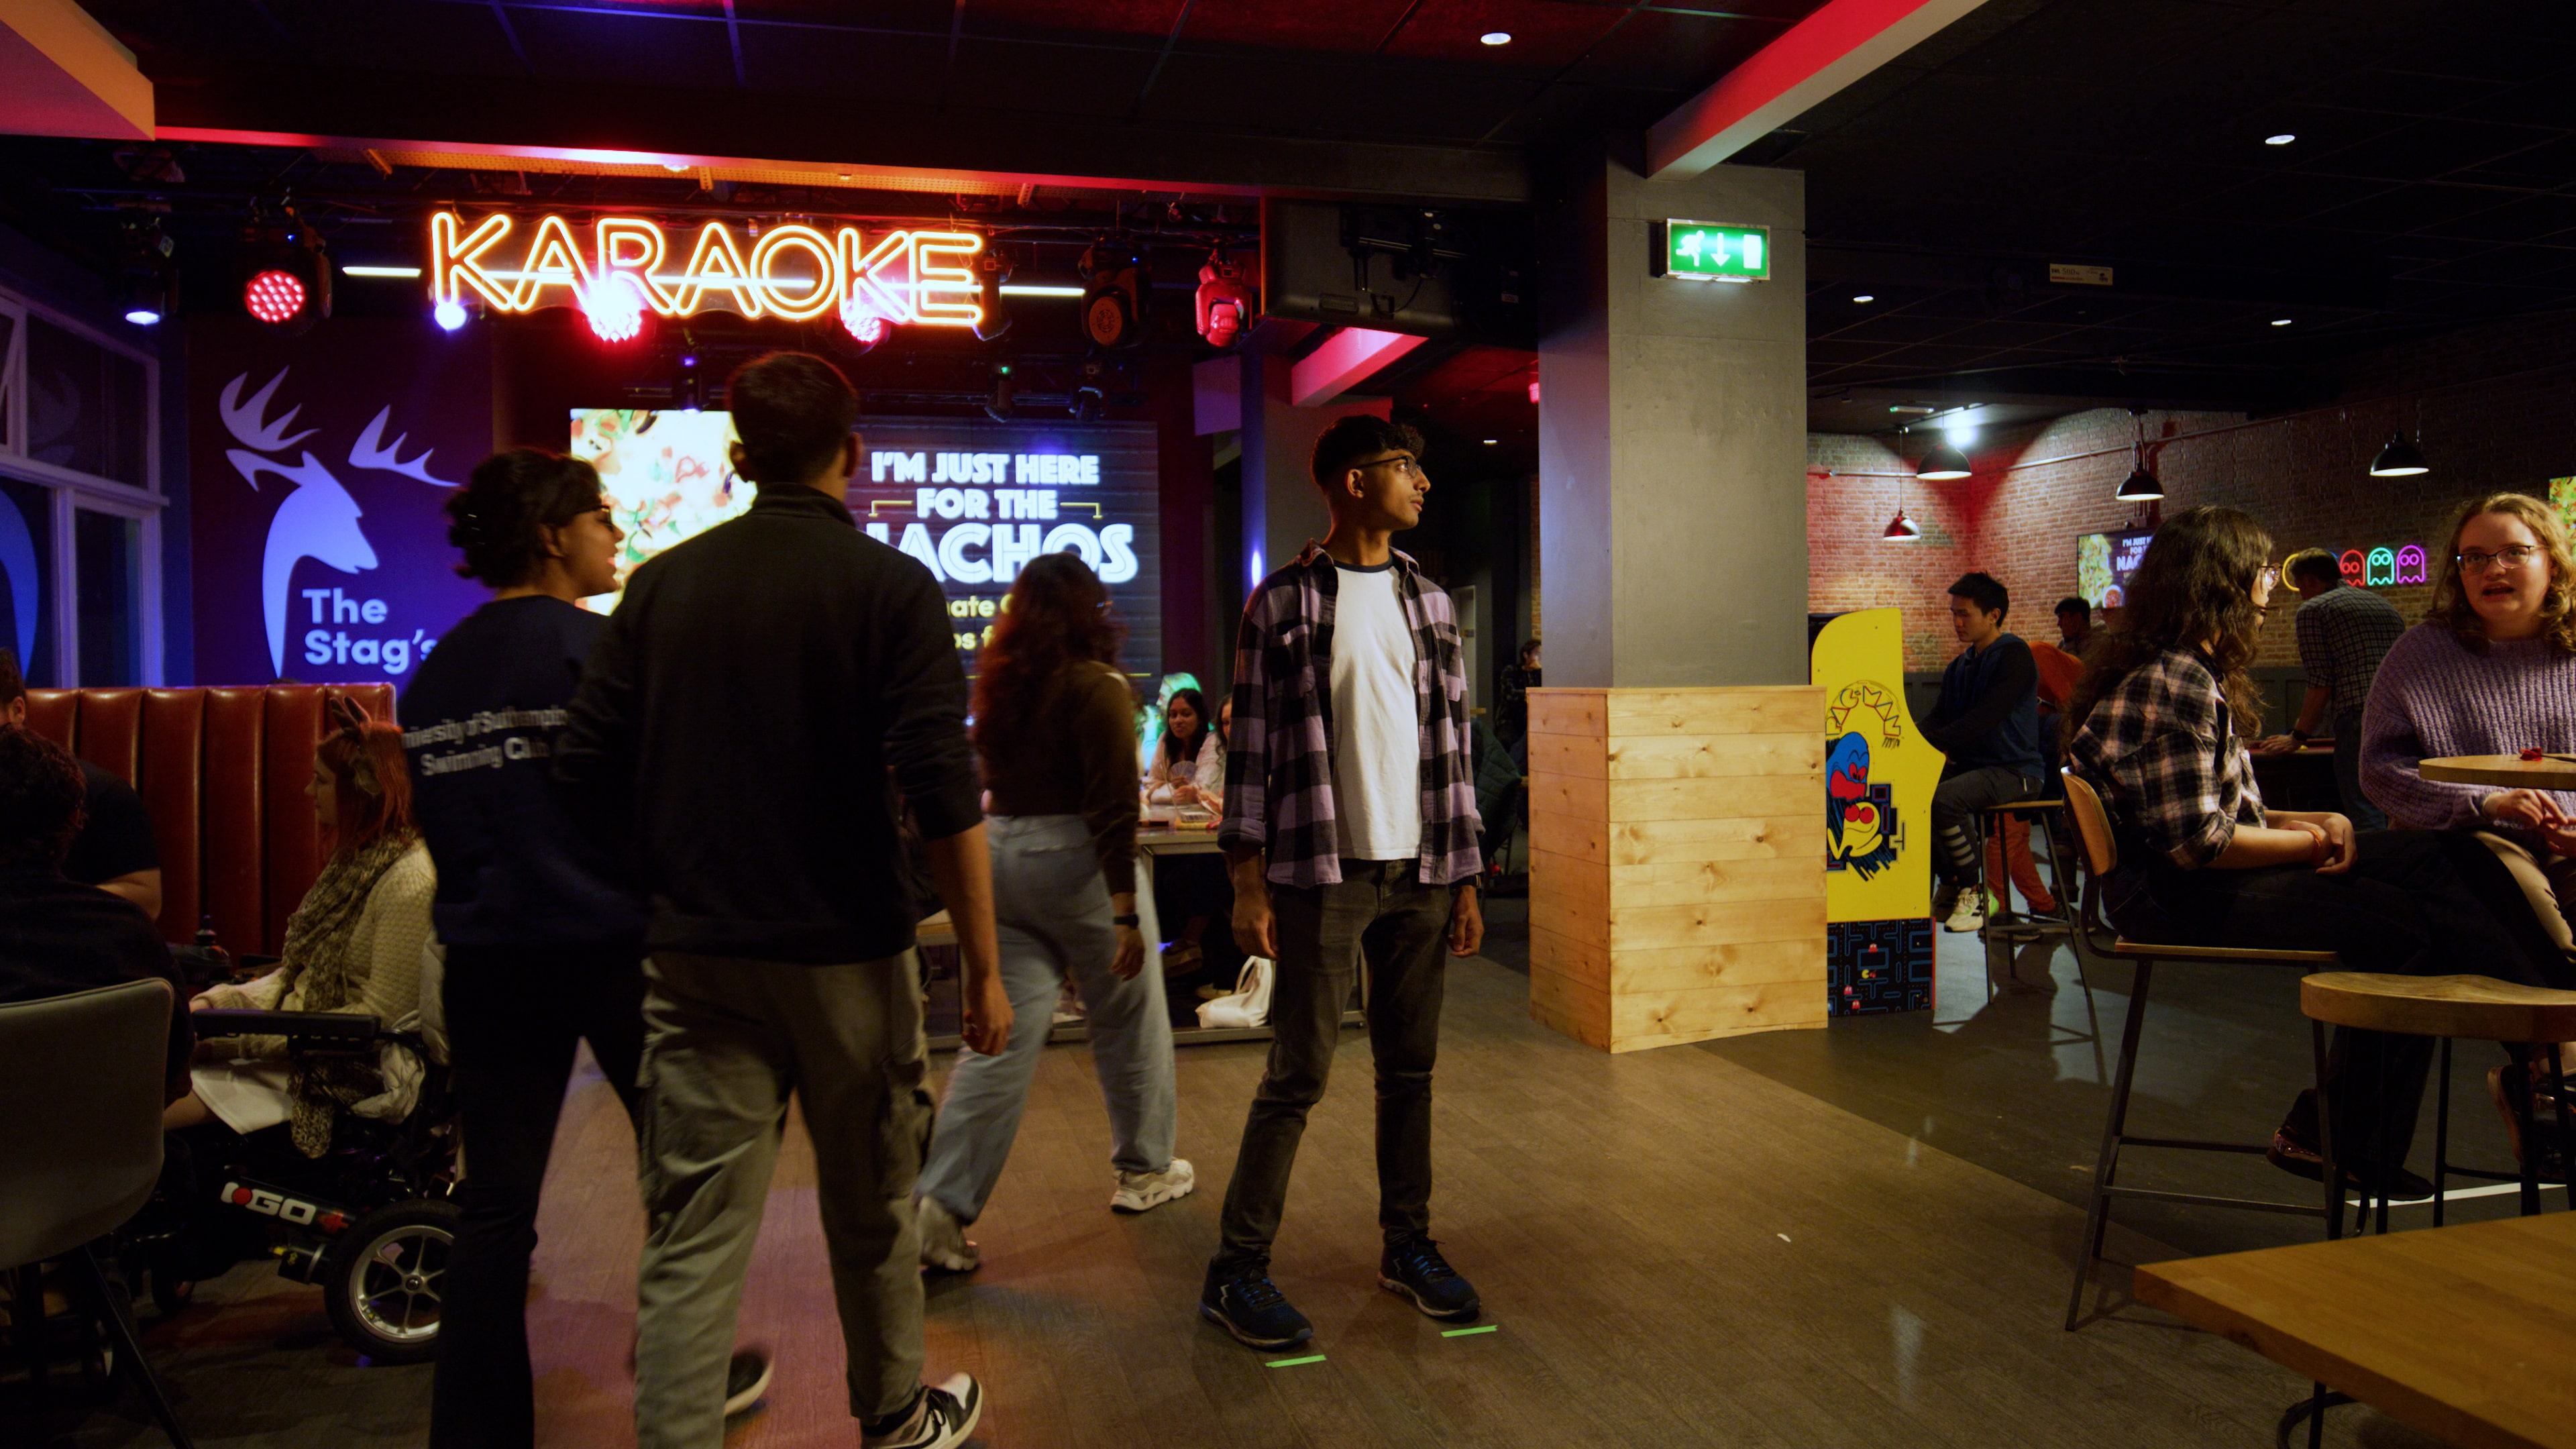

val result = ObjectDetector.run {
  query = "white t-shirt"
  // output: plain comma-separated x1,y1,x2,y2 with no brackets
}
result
1329,564,1422,861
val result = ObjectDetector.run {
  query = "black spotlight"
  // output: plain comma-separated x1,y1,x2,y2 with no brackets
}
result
2368,431,2429,478
973,248,1014,343
984,363,1016,423
1077,237,1147,350
239,203,331,337
117,212,174,327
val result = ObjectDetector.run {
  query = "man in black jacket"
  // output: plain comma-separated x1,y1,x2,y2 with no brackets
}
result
1922,572,2046,934
555,353,1008,1449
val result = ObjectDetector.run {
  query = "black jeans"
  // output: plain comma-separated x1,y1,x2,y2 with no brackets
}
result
430,941,648,1449
2331,707,2387,832
2107,829,2573,1169
1932,763,2047,888
1212,859,1451,1275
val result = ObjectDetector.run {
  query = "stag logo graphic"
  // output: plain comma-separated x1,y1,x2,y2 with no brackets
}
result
220,370,456,678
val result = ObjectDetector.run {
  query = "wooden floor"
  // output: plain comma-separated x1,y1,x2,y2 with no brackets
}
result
35,936,2453,1448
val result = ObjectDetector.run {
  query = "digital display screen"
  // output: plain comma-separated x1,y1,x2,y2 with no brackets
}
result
2078,527,2155,608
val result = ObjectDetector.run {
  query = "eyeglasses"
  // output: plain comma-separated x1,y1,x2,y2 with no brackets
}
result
2260,566,2279,590
2457,545,2542,574
1358,453,1425,479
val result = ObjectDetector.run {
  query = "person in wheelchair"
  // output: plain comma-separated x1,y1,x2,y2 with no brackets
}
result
166,700,434,1150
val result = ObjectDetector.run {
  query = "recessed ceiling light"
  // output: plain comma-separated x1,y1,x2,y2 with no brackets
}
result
1852,294,1875,303
2271,317,2294,327
662,162,690,172
1483,438,1499,444
2264,133,2295,146
1480,31,1511,44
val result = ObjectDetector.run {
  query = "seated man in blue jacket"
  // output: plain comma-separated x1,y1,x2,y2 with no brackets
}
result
1923,572,2047,934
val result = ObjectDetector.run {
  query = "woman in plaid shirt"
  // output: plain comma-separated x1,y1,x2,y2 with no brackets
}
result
2065,506,2574,1195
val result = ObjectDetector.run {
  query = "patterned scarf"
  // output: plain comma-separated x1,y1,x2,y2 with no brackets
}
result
279,832,415,1156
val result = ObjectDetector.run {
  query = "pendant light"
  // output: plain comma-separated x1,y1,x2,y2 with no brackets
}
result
2116,408,2163,500
1881,466,1921,541
1917,437,1972,480
2369,430,2428,478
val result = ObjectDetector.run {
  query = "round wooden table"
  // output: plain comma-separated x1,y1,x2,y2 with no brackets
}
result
2419,754,2576,791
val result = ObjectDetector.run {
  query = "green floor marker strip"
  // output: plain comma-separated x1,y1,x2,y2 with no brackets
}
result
1442,1326,1499,1338
1266,1354,1327,1368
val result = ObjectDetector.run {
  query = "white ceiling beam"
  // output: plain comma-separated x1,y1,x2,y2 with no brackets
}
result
0,0,152,140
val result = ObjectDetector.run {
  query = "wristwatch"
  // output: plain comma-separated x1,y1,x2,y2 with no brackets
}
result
1112,914,1140,928
2289,729,2312,747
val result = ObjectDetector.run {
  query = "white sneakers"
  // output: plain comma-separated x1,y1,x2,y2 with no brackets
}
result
1943,889,1987,933
919,1159,1193,1274
1110,1158,1196,1214
915,1196,981,1273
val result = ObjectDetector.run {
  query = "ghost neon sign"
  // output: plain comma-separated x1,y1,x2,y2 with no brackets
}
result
427,212,985,337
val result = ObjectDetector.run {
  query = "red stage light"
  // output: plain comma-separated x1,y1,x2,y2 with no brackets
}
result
841,293,890,347
244,268,307,325
583,273,645,343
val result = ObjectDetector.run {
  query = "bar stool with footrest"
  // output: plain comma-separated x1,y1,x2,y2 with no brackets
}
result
2057,769,2337,1331
2274,971,2576,1446
1974,796,2092,1010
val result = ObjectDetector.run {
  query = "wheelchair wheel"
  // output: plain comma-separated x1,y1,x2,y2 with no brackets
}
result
322,1199,458,1364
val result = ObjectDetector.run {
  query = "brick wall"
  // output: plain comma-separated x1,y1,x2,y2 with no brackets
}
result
1811,311,2576,678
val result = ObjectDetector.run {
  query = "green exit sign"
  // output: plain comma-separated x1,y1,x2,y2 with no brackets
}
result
1655,220,1770,282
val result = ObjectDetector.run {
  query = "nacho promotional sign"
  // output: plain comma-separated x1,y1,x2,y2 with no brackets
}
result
845,418,1161,678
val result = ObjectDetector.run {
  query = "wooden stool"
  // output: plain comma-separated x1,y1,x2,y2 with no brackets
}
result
2300,972,2576,1226
2277,977,2576,1447
2057,771,2337,1331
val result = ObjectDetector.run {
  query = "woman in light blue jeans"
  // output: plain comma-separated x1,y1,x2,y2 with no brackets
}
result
916,553,1187,1271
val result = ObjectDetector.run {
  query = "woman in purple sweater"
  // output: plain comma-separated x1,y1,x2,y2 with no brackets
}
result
2361,491,2576,1163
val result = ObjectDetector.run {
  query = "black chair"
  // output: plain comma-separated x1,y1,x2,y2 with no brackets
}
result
0,979,194,1447
1972,796,2093,1014
2057,770,2336,1332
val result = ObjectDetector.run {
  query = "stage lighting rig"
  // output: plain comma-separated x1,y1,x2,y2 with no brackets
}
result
974,248,1014,342
117,211,174,327
1078,237,1148,350
1195,249,1256,347
240,203,331,337
1071,358,1106,422
985,364,1016,423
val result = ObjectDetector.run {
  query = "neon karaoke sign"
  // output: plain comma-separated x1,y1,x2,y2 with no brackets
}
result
426,212,985,332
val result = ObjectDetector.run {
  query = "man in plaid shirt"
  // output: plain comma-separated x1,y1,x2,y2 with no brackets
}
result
2255,549,2407,829
1201,416,1485,1352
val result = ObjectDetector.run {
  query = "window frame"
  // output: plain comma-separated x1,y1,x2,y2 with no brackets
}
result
0,285,165,686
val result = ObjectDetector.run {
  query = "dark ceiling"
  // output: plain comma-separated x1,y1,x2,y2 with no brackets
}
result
1786,0,2576,432
11,0,2575,454
82,0,1830,170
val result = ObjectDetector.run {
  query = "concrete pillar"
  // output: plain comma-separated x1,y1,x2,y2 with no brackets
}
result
1537,148,1807,686
1238,347,1389,596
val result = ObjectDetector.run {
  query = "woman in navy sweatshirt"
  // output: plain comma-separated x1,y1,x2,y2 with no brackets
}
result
404,449,765,1449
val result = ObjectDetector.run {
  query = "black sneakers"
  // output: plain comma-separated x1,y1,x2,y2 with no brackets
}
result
859,1374,982,1449
1199,1267,1314,1349
1379,1237,1481,1322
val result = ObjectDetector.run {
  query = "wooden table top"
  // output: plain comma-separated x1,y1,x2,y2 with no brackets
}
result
2135,1212,2576,1449
1136,824,1224,853
2422,754,2576,791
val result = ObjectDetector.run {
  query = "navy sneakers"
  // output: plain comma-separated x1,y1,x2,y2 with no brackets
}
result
1379,1237,1481,1321
1199,1268,1315,1349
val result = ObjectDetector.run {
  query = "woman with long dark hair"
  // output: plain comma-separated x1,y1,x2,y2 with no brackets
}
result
914,553,1189,1273
2066,505,2573,1193
1147,686,1215,804
404,448,765,1449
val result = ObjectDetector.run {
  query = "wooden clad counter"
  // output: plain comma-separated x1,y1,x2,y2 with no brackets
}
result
1526,686,1827,1053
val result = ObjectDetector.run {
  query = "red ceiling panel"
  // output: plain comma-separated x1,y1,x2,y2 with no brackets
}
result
965,0,1187,47
731,0,953,32
1562,9,1788,91
1175,0,1420,56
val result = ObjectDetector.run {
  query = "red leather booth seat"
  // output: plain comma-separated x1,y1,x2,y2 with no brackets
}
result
26,684,397,953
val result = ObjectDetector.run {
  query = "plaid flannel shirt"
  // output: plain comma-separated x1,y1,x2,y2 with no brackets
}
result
2067,646,2266,869
1219,543,1483,889
2294,584,2406,718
